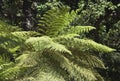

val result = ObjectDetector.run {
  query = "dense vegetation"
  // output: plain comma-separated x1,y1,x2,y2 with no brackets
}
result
0,0,120,81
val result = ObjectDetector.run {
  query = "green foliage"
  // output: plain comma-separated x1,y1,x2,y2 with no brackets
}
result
0,20,20,33
55,35,115,53
105,21,120,50
64,26,96,35
0,0,119,81
70,1,120,81
37,0,62,12
38,6,76,36
0,6,115,81
0,21,40,62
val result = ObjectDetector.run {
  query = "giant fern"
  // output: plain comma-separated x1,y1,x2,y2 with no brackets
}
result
0,6,115,81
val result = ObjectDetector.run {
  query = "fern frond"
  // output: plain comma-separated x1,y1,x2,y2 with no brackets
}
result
0,32,25,61
0,34,22,48
0,20,21,33
0,62,29,81
0,34,21,61
0,66,20,80
24,37,98,81
0,62,20,81
0,62,14,71
15,77,36,81
75,38,116,52
38,6,77,36
16,53,38,67
0,31,39,49
0,30,40,61
50,52,97,81
55,35,115,52
26,36,72,55
93,72,104,81
34,54,68,81
12,31,40,40
71,51,105,68
36,71,65,81
64,26,96,34
15,54,67,81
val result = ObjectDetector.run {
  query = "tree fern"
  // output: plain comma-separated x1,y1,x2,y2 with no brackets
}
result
0,6,115,81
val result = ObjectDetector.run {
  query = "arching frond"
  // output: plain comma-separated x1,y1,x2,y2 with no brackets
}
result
64,26,96,34
25,36,72,55
50,52,97,81
0,65,20,81
74,38,116,52
0,31,39,51
55,34,115,52
70,51,105,68
38,6,77,36
16,54,37,67
0,62,29,81
12,31,40,40
15,53,68,81
0,30,40,62
0,33,22,61
36,70,65,81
